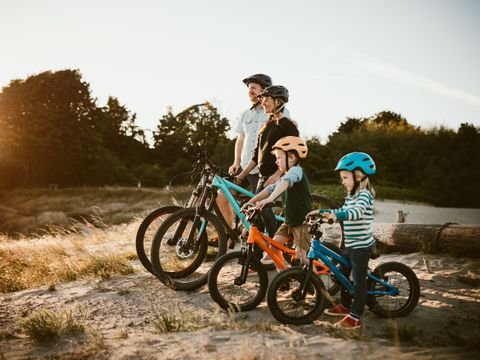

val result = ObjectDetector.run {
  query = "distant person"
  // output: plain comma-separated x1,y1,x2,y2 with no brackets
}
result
241,136,312,268
307,152,376,329
237,85,298,259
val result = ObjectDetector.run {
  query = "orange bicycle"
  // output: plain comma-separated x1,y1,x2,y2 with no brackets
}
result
208,206,341,311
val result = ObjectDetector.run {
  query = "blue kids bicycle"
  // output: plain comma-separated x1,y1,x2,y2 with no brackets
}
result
149,147,341,291
267,216,420,324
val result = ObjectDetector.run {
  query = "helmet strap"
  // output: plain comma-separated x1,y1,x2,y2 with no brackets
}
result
250,101,261,110
273,100,285,117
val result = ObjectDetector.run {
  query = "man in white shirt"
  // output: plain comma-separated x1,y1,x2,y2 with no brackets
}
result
215,74,271,246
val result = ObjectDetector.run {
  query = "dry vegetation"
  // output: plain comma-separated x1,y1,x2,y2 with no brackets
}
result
0,186,191,237
0,187,479,359
0,216,139,293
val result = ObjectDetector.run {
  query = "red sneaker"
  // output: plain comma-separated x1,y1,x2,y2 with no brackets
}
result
334,315,361,330
324,304,350,317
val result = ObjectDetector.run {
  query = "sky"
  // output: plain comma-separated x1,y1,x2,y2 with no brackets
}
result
1,0,479,143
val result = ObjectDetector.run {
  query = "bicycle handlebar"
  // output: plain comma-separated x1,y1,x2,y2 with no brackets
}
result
305,216,334,226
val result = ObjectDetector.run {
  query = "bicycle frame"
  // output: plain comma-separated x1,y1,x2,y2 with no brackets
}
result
178,172,284,252
307,239,399,296
232,209,332,286
211,174,284,231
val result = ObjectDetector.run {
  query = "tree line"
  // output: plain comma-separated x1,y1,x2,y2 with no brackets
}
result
0,69,479,207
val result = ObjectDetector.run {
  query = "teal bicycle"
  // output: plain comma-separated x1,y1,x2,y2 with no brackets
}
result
267,216,420,324
150,147,341,291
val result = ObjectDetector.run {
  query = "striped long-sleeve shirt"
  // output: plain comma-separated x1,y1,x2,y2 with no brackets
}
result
327,189,375,249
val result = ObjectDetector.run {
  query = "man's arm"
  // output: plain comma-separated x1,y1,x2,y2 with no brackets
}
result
228,135,245,175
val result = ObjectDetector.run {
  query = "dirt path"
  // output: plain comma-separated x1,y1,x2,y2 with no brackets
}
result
1,252,479,359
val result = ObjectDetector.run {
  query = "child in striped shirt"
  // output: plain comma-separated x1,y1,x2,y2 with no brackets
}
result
306,152,376,330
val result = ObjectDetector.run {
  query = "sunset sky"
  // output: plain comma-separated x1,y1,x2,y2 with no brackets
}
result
1,0,479,143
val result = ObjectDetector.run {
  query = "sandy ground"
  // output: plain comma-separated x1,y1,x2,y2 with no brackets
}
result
1,252,479,360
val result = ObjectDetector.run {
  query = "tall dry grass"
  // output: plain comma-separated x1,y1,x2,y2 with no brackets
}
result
0,216,140,293
0,186,192,237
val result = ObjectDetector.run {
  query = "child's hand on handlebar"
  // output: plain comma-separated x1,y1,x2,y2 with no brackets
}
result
321,212,337,222
256,199,271,210
240,202,252,213
305,209,320,219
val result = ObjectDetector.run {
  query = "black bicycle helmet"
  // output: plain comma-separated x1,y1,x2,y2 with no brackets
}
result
257,85,289,103
242,74,272,88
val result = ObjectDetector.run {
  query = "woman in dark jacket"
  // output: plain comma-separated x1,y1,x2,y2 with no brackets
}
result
237,85,298,242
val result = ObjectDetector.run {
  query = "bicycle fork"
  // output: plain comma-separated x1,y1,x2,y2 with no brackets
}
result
294,260,315,301
235,246,254,286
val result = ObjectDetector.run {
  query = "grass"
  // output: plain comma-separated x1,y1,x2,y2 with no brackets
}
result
19,307,85,342
0,185,192,237
0,217,139,293
383,322,423,344
318,322,366,341
446,329,480,348
152,303,272,334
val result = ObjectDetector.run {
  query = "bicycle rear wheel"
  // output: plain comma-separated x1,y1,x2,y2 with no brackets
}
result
208,250,268,312
367,262,420,318
150,207,227,291
135,205,182,274
267,267,326,325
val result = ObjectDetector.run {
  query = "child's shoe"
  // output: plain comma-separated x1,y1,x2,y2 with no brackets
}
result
324,304,350,317
334,314,362,330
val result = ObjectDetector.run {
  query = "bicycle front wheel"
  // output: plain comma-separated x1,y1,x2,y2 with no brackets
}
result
367,262,420,318
135,205,182,274
208,251,269,312
150,207,227,291
267,267,326,325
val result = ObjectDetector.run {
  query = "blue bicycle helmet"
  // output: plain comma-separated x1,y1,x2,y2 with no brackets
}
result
335,152,376,175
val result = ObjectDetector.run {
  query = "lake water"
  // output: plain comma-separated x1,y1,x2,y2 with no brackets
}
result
374,200,480,225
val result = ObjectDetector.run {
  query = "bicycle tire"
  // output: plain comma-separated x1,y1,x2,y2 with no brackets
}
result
367,261,420,318
267,267,326,325
135,205,182,274
150,207,227,291
208,251,269,312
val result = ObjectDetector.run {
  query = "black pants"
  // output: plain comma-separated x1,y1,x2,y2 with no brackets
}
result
254,175,279,258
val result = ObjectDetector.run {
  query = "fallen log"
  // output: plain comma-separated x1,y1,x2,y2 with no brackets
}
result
372,223,480,257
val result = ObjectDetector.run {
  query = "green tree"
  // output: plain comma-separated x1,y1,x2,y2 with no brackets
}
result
0,69,102,186
153,102,231,164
